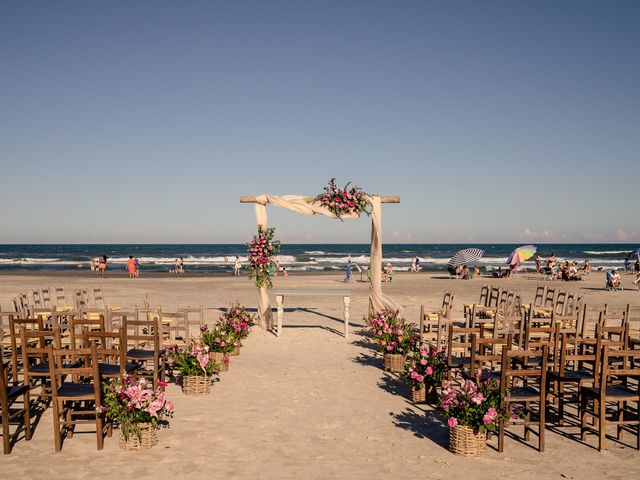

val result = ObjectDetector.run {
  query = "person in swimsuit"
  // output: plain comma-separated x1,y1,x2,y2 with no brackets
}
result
127,256,136,278
98,255,107,279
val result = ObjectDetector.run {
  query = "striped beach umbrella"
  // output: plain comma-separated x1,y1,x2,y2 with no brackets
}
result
507,245,537,265
447,248,485,268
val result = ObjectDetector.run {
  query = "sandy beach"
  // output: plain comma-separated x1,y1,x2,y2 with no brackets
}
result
0,271,638,479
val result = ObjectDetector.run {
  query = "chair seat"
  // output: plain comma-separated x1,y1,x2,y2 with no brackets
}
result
127,348,156,359
581,385,640,400
7,384,29,399
548,369,593,382
507,385,540,401
449,356,471,368
58,382,96,398
98,362,138,375
28,361,80,373
461,370,500,382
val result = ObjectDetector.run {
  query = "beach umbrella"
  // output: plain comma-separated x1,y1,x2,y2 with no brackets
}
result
447,248,485,268
628,248,640,256
506,245,537,265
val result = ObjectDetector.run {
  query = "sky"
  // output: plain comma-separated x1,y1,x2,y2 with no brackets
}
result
1,1,638,244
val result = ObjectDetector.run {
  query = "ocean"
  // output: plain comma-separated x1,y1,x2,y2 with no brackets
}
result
0,244,637,274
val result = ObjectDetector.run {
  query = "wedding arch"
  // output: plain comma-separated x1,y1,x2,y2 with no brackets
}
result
240,192,400,329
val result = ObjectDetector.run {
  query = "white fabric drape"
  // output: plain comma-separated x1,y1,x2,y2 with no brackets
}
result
251,194,399,329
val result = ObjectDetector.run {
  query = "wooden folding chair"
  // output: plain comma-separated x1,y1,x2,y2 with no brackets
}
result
580,346,640,451
445,324,483,381
464,333,512,383
48,344,110,452
499,345,548,452
20,326,62,407
82,327,137,379
0,357,32,454
123,313,165,388
8,317,44,381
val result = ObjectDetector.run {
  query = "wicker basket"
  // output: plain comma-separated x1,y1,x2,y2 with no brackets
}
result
212,352,229,372
119,423,159,451
182,375,212,395
383,353,405,373
449,424,487,457
230,345,240,357
409,383,438,404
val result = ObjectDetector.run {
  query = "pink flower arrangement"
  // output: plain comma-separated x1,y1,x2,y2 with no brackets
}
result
314,178,371,220
365,309,416,356
103,376,174,441
166,340,220,377
220,302,256,341
403,345,448,390
438,376,506,434
247,226,281,288
201,323,238,355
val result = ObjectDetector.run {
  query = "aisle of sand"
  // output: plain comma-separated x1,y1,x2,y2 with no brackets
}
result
1,271,639,479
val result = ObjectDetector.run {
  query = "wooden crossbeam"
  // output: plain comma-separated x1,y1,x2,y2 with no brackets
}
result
240,196,400,204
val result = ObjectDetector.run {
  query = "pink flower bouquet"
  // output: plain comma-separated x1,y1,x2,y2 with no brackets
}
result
246,226,281,288
438,376,506,434
103,376,174,441
365,309,416,355
166,340,220,377
314,178,371,220
220,302,256,341
404,345,448,390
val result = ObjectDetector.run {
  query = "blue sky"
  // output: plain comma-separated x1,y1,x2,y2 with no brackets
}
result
1,1,638,244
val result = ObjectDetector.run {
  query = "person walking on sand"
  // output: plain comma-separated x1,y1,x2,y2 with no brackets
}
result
127,256,136,278
98,255,107,279
345,256,353,283
134,257,140,277
234,256,241,276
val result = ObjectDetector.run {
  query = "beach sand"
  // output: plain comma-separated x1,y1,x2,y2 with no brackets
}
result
1,271,639,479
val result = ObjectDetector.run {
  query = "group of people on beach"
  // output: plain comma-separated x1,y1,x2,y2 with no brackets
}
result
534,253,591,281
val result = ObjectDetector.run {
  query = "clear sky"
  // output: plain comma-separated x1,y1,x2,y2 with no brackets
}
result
1,1,638,244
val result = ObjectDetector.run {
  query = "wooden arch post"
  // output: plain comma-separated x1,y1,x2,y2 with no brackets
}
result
240,194,400,330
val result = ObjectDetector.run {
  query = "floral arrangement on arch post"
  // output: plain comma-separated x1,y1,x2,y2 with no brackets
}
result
403,345,448,391
103,376,174,441
365,309,416,355
165,340,220,378
314,178,372,220
247,226,281,288
437,376,509,434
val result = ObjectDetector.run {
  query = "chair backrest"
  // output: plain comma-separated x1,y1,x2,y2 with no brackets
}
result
492,313,520,339
48,343,100,396
54,287,68,307
579,303,608,338
92,288,105,309
8,316,44,380
523,322,556,357
533,285,546,307
177,305,206,338
554,291,567,315
82,327,126,371
123,312,162,352
160,311,189,344
564,293,581,317
75,289,88,309
470,333,513,376
20,326,62,384
553,330,599,377
595,322,628,350
32,290,42,308
69,315,106,349
595,346,640,394
624,303,640,337
41,288,52,308
543,287,556,308
487,287,501,308
479,285,491,306
500,344,548,394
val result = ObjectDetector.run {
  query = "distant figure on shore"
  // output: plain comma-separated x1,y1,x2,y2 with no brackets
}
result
635,259,640,274
461,264,471,280
275,258,280,277
90,259,97,271
534,254,543,273
173,257,184,275
415,257,420,272
134,257,139,277
234,256,241,276
282,267,288,277
345,257,352,283
98,255,107,279
127,256,136,278
383,262,394,282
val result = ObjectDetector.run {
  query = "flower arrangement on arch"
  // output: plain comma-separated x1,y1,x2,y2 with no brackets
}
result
365,309,416,355
314,178,371,220
103,376,174,442
247,226,281,288
165,340,220,378
220,302,256,341
403,345,448,390
438,376,508,434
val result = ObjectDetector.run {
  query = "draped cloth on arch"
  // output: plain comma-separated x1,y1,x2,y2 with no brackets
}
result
251,193,399,330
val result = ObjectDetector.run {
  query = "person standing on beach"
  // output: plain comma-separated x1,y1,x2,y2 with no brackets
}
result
127,256,136,278
345,256,352,283
134,257,140,277
234,256,241,276
98,255,107,279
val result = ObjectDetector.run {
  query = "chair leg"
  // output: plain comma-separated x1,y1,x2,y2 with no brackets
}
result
598,398,606,451
498,418,505,452
22,391,32,441
617,401,624,440
66,405,74,439
2,416,10,454
580,394,588,442
96,414,104,451
52,401,62,452
539,398,546,452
